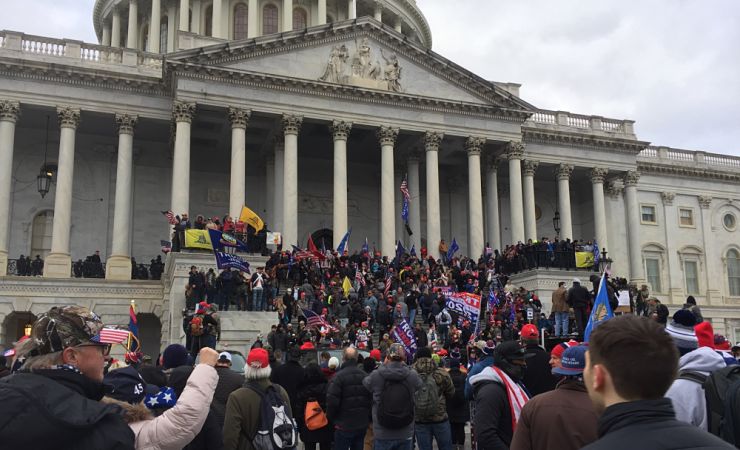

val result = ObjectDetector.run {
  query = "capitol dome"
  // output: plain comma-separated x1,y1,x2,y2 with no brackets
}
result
93,0,432,53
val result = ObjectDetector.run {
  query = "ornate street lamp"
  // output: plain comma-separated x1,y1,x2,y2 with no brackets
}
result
24,323,32,337
37,115,53,198
552,211,561,236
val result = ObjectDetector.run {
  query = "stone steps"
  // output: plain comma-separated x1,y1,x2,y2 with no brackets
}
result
217,310,277,352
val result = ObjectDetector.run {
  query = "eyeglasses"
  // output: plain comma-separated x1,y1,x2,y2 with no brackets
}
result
75,343,112,356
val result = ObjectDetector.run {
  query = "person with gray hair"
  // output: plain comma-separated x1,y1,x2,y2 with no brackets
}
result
327,346,373,450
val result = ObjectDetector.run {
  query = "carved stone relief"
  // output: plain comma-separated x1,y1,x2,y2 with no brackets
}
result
319,38,403,92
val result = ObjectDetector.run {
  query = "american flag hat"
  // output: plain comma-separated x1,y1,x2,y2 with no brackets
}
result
29,306,124,355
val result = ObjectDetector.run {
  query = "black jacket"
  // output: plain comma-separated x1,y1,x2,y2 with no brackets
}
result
581,398,733,450
326,360,372,431
271,359,306,415
473,380,512,450
212,366,246,428
567,283,591,308
169,366,223,450
296,373,333,443
0,369,134,450
446,368,470,424
521,344,557,397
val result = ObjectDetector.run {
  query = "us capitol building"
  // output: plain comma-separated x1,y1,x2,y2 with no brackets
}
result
0,0,738,354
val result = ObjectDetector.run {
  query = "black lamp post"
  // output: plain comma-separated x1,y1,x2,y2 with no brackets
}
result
37,115,52,198
553,211,561,236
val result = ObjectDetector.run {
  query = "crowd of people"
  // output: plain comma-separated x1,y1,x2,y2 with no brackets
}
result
169,212,269,255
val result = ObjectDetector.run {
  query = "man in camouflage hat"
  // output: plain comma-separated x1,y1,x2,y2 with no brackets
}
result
0,305,135,449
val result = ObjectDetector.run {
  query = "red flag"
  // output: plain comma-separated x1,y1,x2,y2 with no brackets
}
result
307,235,325,260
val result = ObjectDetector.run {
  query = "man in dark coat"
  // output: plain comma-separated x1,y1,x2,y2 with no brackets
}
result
326,346,372,450
566,278,591,337
519,324,557,396
446,358,470,450
581,315,733,450
212,352,246,429
270,347,306,416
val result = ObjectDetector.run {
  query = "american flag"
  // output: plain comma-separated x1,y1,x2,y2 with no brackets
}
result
400,176,410,202
384,275,392,298
301,308,337,332
161,210,177,225
92,327,130,344
355,268,366,287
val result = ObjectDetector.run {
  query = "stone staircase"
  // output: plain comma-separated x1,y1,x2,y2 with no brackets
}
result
217,311,277,352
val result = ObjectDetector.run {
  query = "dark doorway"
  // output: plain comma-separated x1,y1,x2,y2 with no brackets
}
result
311,228,333,251
137,313,162,361
2,311,37,349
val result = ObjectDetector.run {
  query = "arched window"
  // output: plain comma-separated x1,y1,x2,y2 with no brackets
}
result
205,5,213,36
31,210,54,260
263,4,278,34
160,17,168,53
729,249,740,296
234,3,248,39
292,8,307,30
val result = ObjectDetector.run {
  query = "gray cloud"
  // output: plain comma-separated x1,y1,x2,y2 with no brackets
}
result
2,0,738,156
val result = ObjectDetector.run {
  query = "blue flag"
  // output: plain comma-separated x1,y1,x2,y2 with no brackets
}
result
362,237,369,255
396,240,406,260
446,238,459,262
208,229,248,252
593,240,600,266
584,272,614,342
214,251,251,273
410,244,416,257
336,228,352,254
488,287,499,310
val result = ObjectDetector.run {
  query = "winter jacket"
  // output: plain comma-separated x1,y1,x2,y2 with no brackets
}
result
446,367,470,424
363,360,422,440
521,344,557,396
0,368,135,450
510,378,598,450
223,378,292,450
665,346,726,430
270,359,305,415
296,373,333,443
551,286,569,312
412,357,455,423
470,369,515,450
326,360,372,431
213,366,247,428
464,355,495,400
566,282,591,308
581,398,733,450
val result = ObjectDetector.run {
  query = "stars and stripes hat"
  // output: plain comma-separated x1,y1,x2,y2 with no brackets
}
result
104,365,158,405
145,386,177,409
29,305,119,355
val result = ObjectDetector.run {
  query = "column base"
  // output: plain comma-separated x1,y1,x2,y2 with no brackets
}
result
0,251,7,276
44,253,72,278
106,255,132,280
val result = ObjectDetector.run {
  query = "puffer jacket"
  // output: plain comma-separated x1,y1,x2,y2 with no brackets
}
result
104,364,218,450
567,283,590,308
326,360,372,431
412,357,454,423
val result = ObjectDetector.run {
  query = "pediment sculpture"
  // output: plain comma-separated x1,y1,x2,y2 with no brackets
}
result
319,38,403,92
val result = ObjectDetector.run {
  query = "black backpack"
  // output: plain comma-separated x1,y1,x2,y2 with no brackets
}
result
245,383,297,450
703,366,740,446
377,377,414,429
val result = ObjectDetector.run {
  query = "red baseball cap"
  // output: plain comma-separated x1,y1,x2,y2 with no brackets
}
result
370,349,381,361
521,324,539,339
247,348,269,369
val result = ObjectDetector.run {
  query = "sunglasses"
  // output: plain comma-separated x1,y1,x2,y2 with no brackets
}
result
75,343,112,356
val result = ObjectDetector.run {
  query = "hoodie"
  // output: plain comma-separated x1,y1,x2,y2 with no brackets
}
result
362,361,422,440
665,346,726,430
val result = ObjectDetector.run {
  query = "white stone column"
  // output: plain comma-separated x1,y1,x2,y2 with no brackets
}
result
660,191,682,301
265,155,275,228
378,126,399,257
45,107,80,278
590,167,609,254
0,101,19,277
283,0,294,31
485,157,501,251
179,0,190,31
318,0,327,25
228,107,250,220
698,195,720,303
506,141,525,244
407,154,421,252
213,0,224,38
374,1,383,21
191,0,202,34
466,137,485,258
282,114,302,247
106,114,138,280
273,136,284,234
522,159,538,242
331,120,352,248
126,0,139,49
425,131,443,260
167,3,177,52
171,101,195,218
248,0,258,37
394,17,402,33
111,8,122,48
102,22,112,46
149,0,161,52
624,171,644,283
556,163,574,240
348,0,357,19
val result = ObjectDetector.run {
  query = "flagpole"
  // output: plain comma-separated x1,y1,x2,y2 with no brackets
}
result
128,300,135,351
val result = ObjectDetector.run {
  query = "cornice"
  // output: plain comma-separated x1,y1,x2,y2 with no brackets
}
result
522,126,649,154
637,161,740,183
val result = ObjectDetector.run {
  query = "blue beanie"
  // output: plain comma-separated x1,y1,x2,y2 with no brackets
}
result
162,344,189,369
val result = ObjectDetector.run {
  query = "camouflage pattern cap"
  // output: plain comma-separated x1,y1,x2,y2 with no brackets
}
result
31,306,105,355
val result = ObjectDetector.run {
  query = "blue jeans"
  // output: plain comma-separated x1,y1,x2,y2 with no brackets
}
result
252,288,264,311
554,311,570,337
415,421,452,450
374,438,412,450
409,308,417,325
335,428,366,450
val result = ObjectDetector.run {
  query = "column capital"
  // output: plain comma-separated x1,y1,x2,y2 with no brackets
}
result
623,170,640,187
282,114,303,135
424,131,444,151
57,106,80,129
273,134,285,148
660,191,675,206
330,120,353,141
173,101,196,123
505,141,525,160
589,167,609,184
522,159,539,176
0,100,20,122
228,107,251,129
115,113,138,135
698,195,712,209
485,155,499,171
374,0,384,11
377,125,399,146
555,163,573,181
605,182,622,200
465,136,485,156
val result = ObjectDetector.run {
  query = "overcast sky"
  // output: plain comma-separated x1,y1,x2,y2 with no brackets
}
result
3,0,738,156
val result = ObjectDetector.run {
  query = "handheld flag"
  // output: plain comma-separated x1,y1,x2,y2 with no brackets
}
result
395,240,406,259
355,268,366,287
593,240,600,266
362,237,369,255
336,229,352,254
400,175,410,223
214,251,251,273
161,210,177,225
446,238,460,262
307,235,326,260
208,229,249,252
301,308,337,332
384,275,392,298
410,244,416,257
238,205,265,232
128,301,140,353
584,271,614,342
342,276,352,296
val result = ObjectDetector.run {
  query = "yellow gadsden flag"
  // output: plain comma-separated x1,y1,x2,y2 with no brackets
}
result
575,251,595,268
239,205,265,233
342,276,352,297
184,229,213,250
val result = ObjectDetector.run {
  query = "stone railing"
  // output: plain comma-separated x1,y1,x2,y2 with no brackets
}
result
526,109,635,136
638,145,740,170
0,30,163,71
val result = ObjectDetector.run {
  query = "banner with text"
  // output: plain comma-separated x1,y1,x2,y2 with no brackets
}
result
390,318,418,363
443,291,482,329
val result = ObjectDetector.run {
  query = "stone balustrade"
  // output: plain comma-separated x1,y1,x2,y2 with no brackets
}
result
639,145,740,170
526,108,636,136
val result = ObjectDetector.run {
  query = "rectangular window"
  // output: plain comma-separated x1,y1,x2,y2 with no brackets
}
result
679,208,694,227
641,205,656,224
646,258,662,293
685,261,699,295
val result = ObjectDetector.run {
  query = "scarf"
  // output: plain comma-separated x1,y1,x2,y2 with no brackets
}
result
470,365,529,431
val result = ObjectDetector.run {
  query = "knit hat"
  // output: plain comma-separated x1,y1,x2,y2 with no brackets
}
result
552,345,587,376
328,357,340,369
162,344,189,369
520,324,539,340
104,366,157,404
694,321,715,349
551,339,579,359
666,310,699,353
247,348,269,369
